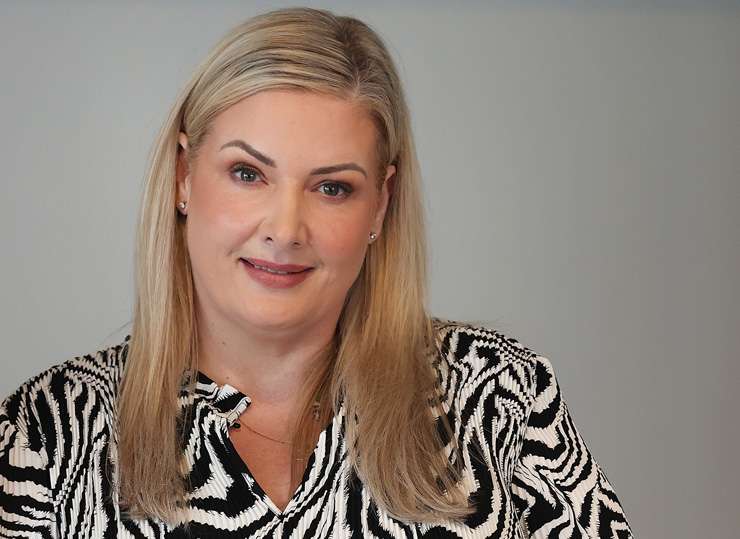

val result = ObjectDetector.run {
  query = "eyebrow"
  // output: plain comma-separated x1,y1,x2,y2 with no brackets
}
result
219,139,368,178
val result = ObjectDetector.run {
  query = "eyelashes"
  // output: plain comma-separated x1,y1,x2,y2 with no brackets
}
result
229,164,354,199
230,164,260,184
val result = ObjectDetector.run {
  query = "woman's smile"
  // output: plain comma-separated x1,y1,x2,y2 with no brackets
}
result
241,258,315,289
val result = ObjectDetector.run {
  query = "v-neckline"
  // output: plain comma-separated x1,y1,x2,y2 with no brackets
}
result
223,409,343,516
184,370,347,517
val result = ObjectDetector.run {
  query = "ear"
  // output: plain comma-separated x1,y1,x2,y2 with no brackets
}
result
175,132,191,207
372,163,396,233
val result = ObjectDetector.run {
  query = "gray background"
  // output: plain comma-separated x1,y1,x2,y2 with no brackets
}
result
1,1,738,536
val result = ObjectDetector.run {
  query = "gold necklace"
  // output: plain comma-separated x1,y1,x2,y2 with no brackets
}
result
229,401,321,445
231,421,291,445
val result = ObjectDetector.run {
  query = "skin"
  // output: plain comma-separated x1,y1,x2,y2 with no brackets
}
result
175,89,395,510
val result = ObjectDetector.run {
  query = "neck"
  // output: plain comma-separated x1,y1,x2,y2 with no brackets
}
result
194,306,336,411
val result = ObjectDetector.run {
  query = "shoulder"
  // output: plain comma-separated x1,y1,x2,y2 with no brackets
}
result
430,317,556,406
0,335,131,440
431,316,543,373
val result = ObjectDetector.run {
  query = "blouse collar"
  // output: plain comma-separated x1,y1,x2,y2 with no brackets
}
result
179,369,252,423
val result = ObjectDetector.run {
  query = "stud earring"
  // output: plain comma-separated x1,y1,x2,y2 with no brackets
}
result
369,232,377,242
178,201,187,211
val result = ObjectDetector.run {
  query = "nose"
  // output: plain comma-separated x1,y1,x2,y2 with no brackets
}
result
261,183,307,249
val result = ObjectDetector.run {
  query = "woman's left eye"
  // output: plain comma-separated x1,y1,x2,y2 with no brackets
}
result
318,182,353,198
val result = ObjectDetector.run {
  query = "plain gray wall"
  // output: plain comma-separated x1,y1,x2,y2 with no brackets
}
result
2,1,738,537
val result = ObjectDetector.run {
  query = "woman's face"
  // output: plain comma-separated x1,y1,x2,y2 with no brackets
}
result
176,89,395,338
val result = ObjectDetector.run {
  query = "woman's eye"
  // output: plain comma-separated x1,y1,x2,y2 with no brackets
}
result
231,165,260,184
230,166,351,199
319,182,353,198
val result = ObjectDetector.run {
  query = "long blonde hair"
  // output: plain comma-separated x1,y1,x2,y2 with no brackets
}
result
117,6,474,524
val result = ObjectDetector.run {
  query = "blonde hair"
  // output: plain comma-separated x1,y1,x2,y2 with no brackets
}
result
117,6,474,524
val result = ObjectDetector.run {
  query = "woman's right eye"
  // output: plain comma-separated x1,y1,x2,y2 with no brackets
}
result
230,164,260,184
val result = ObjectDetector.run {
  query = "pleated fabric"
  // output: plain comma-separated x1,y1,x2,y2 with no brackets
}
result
0,319,633,538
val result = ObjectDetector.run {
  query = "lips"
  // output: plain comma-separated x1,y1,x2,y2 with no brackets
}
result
241,258,314,289
242,258,313,273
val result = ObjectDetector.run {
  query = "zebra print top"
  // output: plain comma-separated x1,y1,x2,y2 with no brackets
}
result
0,319,633,538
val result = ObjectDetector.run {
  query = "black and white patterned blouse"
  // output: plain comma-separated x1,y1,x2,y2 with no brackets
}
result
0,319,633,538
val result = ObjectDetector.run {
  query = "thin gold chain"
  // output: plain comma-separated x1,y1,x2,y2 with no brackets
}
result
229,401,321,445
238,421,292,445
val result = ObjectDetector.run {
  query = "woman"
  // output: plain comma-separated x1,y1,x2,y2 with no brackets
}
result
0,7,633,538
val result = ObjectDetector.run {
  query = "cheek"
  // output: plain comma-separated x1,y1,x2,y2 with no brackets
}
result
319,219,371,272
187,182,255,253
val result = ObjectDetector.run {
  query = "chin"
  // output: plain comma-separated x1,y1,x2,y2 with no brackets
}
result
239,308,305,330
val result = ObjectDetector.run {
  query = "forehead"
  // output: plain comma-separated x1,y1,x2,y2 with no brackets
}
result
205,89,378,164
